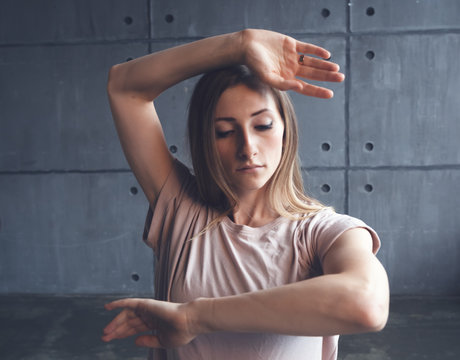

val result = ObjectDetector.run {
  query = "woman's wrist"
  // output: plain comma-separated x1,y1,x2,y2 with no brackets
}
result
233,29,251,65
185,297,217,336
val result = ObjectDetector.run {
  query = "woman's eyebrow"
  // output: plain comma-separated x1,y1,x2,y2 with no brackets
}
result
251,108,270,117
215,108,271,122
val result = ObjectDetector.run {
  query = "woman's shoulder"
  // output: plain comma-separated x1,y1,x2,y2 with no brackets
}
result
295,208,373,236
158,158,201,203
295,208,380,255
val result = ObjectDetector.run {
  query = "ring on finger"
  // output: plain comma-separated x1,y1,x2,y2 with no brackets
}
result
298,54,304,64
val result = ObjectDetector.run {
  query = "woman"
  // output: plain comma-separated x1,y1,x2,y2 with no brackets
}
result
102,29,389,360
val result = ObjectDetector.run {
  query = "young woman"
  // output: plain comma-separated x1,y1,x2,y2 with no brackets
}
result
102,29,389,360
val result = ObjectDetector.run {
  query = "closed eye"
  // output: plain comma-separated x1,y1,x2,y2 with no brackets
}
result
215,130,234,138
255,123,273,131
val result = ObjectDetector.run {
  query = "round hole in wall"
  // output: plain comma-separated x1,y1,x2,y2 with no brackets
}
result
130,186,138,195
321,8,331,18
131,273,140,282
124,16,133,25
321,142,331,152
365,142,374,151
321,184,331,193
165,14,174,23
366,7,375,16
169,145,178,154
364,184,373,192
366,51,375,60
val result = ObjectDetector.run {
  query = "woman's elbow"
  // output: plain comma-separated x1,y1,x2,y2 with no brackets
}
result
358,300,389,332
107,64,124,95
353,287,389,333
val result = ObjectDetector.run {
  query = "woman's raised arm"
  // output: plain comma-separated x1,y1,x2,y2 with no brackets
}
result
106,29,344,205
107,32,242,204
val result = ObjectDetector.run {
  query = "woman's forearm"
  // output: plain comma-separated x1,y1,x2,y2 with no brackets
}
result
107,31,243,100
189,260,389,337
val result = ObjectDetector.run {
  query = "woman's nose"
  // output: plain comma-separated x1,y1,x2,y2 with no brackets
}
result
237,132,257,160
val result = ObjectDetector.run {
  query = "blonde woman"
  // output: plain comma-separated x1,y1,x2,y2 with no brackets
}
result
102,29,389,360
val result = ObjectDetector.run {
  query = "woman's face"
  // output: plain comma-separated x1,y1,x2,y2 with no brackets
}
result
213,84,285,197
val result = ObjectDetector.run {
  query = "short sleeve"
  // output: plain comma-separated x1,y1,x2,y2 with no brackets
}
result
305,209,381,266
142,159,196,253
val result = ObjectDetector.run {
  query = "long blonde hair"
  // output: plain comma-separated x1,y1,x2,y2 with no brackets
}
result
187,65,330,227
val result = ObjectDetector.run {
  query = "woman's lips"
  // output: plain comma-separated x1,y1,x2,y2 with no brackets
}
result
236,165,263,172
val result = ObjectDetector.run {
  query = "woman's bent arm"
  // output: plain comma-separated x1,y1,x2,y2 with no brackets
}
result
102,228,389,348
107,32,244,204
194,228,389,337
107,29,344,205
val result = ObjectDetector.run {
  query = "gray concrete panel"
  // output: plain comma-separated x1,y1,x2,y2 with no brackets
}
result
0,44,148,172
0,0,149,44
351,0,460,32
152,0,346,38
350,34,460,166
302,170,346,214
294,37,346,167
349,169,460,295
0,173,153,294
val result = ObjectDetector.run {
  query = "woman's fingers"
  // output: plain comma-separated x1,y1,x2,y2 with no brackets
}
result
262,72,302,92
105,298,141,311
102,297,198,348
296,41,331,59
102,303,151,341
135,335,164,348
268,72,334,98
261,71,338,99
297,66,345,83
297,82,334,99
103,308,132,334
102,324,146,342
299,55,340,72
105,316,149,339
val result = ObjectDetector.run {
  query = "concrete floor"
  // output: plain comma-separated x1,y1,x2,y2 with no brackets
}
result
0,295,459,359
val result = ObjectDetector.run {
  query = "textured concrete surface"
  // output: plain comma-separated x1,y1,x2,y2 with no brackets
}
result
348,169,460,295
152,0,347,37
350,0,460,32
0,43,148,171
0,295,458,360
1,0,460,296
338,297,460,360
303,169,347,214
350,34,460,167
0,173,153,294
0,0,149,44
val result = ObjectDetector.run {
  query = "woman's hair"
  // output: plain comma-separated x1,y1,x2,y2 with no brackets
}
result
187,65,329,223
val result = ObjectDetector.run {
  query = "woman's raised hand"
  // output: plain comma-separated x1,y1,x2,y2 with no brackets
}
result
102,298,198,348
240,29,344,98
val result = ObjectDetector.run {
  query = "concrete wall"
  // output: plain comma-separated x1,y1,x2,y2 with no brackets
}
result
1,0,459,295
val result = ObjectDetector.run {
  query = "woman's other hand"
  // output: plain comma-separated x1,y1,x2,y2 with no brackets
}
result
240,29,344,98
102,298,199,348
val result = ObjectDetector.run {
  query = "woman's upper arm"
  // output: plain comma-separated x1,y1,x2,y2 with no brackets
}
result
107,65,174,205
322,228,386,281
322,228,390,329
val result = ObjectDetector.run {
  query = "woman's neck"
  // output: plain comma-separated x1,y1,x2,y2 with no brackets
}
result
230,189,279,227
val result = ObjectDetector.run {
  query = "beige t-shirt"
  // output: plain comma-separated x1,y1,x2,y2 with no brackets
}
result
143,160,380,360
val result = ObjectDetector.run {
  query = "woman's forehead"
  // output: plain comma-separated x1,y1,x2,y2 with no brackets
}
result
214,85,279,118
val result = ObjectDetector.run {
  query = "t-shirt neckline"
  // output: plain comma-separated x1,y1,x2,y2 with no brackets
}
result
221,214,288,235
